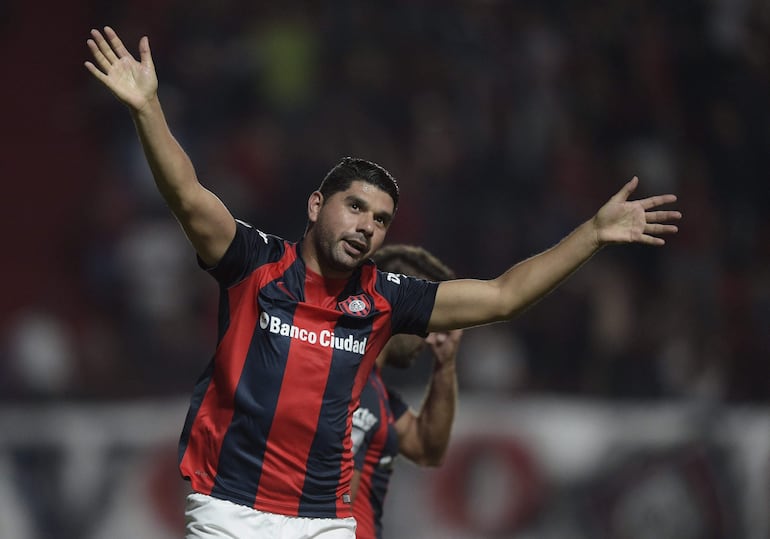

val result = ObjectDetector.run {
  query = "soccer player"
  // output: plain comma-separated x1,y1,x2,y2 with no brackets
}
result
84,27,681,539
351,245,461,539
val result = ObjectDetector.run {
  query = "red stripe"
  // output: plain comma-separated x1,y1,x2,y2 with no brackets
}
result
336,265,394,516
337,376,365,516
180,244,297,494
179,275,257,493
352,373,389,538
353,265,393,401
353,462,377,539
256,302,340,513
256,264,393,516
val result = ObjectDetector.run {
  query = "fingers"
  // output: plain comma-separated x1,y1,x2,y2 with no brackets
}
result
644,223,679,235
104,26,133,60
639,234,667,246
611,176,639,203
426,332,447,346
138,36,153,66
86,27,137,70
86,37,111,73
611,177,679,211
639,193,677,210
89,28,119,65
645,210,682,223
84,60,109,84
638,208,680,244
428,330,462,345
638,220,679,246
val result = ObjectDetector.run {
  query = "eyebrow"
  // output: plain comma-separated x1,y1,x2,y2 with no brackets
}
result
345,195,394,224
345,194,368,209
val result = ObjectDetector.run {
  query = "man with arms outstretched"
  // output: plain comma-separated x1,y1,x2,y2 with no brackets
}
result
85,26,681,539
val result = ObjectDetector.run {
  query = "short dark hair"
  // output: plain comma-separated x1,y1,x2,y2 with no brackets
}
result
373,244,455,281
319,157,399,211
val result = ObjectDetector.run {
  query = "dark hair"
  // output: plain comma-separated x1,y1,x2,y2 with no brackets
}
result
373,244,455,281
319,157,399,211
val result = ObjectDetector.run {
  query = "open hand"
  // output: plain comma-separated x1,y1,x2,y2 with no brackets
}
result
85,26,158,112
593,176,681,246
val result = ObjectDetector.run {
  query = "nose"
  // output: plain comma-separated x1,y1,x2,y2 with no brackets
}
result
357,213,375,237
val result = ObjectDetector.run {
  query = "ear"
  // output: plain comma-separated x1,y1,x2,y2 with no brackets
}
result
307,191,324,223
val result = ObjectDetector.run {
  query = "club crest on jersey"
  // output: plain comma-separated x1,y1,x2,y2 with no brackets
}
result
338,294,372,317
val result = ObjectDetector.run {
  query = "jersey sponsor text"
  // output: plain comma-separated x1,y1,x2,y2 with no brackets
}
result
259,312,368,354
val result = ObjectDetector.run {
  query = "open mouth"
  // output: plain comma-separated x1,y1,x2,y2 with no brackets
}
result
344,238,368,256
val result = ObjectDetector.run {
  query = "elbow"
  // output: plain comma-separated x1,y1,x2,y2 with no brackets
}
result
498,291,525,320
489,278,529,321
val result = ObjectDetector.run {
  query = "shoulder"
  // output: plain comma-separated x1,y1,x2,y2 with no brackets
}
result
204,220,294,285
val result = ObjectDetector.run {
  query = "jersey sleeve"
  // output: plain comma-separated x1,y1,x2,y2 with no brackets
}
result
385,386,410,422
375,271,439,336
198,219,286,288
351,381,382,470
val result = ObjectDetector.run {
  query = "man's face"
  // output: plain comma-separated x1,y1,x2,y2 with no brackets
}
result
308,180,395,276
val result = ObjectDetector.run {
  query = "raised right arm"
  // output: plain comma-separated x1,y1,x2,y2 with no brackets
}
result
85,26,235,266
427,177,681,331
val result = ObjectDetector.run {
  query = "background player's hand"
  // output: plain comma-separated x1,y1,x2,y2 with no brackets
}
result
426,329,462,368
85,27,158,112
592,176,681,246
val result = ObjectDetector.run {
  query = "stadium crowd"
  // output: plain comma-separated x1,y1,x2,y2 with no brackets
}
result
2,0,769,403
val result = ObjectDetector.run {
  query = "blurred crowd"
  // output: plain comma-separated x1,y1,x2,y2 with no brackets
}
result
2,0,768,403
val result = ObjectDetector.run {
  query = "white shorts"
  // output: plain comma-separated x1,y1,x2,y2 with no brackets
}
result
184,492,357,539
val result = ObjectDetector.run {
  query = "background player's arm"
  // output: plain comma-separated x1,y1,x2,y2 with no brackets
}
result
427,177,681,331
85,27,235,266
394,330,461,466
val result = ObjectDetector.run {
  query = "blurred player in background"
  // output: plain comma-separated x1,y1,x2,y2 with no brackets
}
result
85,26,680,539
351,245,461,539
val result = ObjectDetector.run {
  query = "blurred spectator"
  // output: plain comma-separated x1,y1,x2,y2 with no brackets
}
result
3,309,76,398
2,0,768,402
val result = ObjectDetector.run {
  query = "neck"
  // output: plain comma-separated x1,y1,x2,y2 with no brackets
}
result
300,236,352,280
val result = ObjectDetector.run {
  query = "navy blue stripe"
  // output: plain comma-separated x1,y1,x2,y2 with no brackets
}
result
178,358,215,467
215,283,232,343
369,462,391,538
368,377,394,538
209,256,303,505
298,320,374,516
179,285,232,467
210,289,297,505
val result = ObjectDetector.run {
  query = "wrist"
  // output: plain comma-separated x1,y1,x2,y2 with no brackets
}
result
433,358,456,374
585,217,603,250
131,94,161,118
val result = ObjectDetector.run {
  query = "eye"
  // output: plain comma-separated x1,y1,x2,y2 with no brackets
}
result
374,215,390,227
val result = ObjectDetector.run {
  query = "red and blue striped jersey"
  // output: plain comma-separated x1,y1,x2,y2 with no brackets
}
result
178,221,438,518
351,368,408,539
